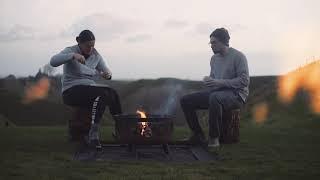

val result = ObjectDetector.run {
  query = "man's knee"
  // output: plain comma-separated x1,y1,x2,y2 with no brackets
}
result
93,91,108,108
180,94,192,107
103,88,119,101
209,92,223,106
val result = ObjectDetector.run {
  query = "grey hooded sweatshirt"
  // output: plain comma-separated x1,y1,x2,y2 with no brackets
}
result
50,45,111,93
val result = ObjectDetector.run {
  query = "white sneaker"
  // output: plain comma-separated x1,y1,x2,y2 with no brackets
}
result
89,123,99,140
208,137,220,148
88,123,102,150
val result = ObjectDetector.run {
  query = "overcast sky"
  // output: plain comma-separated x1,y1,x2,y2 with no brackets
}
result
0,0,319,80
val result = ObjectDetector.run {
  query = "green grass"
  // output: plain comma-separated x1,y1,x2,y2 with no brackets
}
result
1,117,320,180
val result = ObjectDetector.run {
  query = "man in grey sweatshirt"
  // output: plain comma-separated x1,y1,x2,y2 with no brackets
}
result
50,30,122,150
180,28,249,148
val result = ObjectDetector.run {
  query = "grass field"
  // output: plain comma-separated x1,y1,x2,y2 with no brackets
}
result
1,76,320,179
1,115,320,180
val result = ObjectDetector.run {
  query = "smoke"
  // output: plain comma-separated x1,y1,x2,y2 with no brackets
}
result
124,79,187,115
41,63,57,76
155,84,183,115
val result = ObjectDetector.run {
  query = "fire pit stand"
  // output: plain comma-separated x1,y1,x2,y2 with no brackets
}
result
73,142,218,162
127,143,170,155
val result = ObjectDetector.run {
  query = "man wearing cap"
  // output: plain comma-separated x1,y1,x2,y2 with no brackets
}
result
180,28,250,147
50,30,122,150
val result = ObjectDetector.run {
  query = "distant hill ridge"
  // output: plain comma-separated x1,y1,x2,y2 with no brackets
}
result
0,75,276,126
1,71,318,126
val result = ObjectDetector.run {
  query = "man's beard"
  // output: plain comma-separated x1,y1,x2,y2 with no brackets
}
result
212,49,220,54
83,54,90,59
81,51,91,59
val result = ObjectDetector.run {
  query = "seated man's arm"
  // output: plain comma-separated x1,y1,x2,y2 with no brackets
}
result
50,48,74,67
96,54,112,79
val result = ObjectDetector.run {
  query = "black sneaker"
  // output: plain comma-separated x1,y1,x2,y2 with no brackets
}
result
112,131,119,140
184,133,206,145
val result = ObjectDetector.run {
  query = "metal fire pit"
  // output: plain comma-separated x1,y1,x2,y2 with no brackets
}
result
113,114,174,145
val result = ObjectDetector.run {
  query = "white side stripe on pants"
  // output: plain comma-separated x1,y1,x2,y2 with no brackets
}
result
91,96,101,124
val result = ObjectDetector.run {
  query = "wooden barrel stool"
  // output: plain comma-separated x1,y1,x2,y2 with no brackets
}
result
68,107,91,142
219,109,240,144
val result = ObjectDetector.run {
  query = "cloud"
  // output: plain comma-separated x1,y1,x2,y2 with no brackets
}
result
164,19,188,29
194,23,213,35
126,34,152,43
194,23,248,36
229,24,248,32
0,24,36,41
61,13,139,41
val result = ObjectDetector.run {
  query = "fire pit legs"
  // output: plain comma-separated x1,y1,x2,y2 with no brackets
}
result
127,144,171,156
162,144,170,154
127,144,139,159
74,143,218,161
127,144,136,153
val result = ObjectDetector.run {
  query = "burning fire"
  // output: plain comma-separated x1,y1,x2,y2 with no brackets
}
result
136,110,147,119
22,77,50,104
136,110,152,137
277,61,320,113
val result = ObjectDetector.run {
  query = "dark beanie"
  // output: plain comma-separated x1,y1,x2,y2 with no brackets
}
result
210,28,230,46
76,30,95,43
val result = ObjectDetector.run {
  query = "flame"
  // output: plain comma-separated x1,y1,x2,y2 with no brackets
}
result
140,122,148,136
136,110,151,137
252,102,269,124
22,77,50,104
136,110,147,118
277,61,320,113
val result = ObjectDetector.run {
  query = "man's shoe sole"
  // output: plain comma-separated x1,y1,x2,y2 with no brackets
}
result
208,144,220,148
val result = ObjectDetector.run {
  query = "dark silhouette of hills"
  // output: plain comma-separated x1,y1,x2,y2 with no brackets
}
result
0,69,318,126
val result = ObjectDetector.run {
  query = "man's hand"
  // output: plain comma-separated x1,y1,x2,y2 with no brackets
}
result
100,71,112,80
73,53,85,64
203,76,223,88
203,76,214,86
203,76,212,82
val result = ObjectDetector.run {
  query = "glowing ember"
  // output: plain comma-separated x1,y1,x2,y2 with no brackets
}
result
136,110,152,137
277,61,320,113
22,77,50,104
252,102,269,124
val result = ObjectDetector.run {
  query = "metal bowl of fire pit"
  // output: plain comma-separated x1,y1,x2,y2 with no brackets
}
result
113,113,174,145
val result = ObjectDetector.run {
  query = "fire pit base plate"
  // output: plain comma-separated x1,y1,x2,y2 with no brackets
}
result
73,143,217,162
